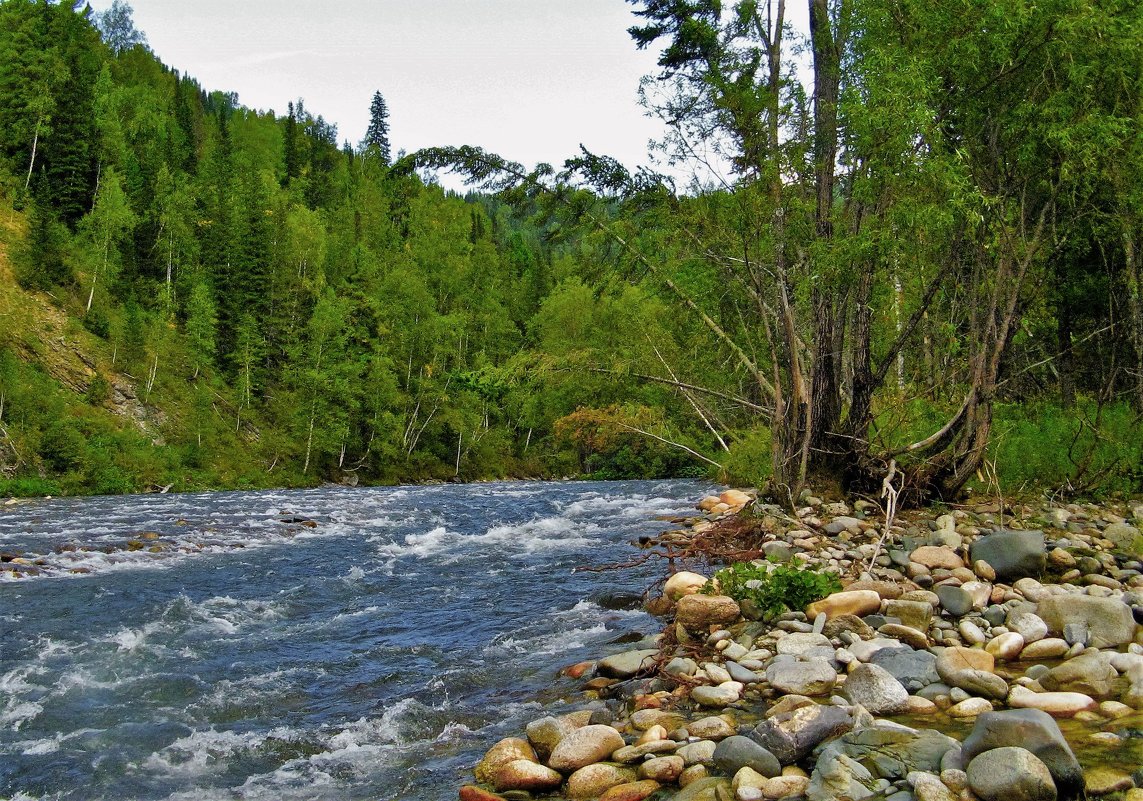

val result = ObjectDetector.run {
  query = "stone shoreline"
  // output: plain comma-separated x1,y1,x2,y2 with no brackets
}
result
461,490,1143,801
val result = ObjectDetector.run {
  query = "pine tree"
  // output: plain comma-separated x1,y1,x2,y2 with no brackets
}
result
362,90,390,164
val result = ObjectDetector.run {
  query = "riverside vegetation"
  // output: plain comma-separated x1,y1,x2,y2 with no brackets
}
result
0,0,1141,501
464,489,1143,801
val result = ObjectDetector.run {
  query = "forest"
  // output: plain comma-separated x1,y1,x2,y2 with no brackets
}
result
0,0,1140,503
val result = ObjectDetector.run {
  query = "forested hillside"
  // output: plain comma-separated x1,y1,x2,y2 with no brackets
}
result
0,0,1140,501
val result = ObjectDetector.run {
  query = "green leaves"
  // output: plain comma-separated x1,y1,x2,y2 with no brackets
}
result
703,558,843,618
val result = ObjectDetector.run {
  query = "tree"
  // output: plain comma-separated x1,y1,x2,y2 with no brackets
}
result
95,0,148,56
362,90,391,164
81,165,135,312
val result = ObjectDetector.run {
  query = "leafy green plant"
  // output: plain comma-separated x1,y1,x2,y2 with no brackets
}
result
703,558,842,618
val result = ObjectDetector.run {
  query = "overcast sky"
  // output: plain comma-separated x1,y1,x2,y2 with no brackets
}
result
87,0,672,181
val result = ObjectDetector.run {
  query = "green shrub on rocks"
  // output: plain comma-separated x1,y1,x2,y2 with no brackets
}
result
703,558,841,619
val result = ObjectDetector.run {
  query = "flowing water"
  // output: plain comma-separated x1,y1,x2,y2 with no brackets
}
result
0,479,708,801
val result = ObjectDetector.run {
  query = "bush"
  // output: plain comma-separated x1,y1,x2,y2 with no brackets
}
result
987,399,1142,496
720,428,773,488
703,558,842,618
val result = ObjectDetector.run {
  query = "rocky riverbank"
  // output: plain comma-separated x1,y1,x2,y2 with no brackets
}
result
461,490,1143,801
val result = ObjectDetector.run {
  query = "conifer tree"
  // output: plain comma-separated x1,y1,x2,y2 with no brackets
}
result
362,90,391,164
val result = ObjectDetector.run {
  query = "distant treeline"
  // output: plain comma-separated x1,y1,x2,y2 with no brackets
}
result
0,0,1139,500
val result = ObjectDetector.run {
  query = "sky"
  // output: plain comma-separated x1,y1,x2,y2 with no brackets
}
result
86,0,673,184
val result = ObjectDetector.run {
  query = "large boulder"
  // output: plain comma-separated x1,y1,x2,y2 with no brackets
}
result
548,725,626,772
711,735,781,778
1035,594,1137,648
807,726,958,801
675,594,741,631
966,747,1057,801
841,663,910,714
970,530,1046,581
960,709,1084,799
1038,650,1117,698
749,702,855,764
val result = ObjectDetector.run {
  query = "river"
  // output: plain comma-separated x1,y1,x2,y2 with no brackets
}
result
0,479,708,801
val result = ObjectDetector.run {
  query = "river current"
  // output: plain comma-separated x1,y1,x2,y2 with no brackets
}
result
0,479,708,801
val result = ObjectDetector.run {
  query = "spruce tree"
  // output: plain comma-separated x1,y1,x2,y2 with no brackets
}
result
362,90,390,164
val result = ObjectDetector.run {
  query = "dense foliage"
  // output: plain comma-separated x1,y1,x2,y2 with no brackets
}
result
704,559,843,619
0,0,1139,500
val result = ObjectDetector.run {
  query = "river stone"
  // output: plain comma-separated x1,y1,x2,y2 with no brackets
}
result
749,702,854,764
1020,638,1070,660
726,660,763,683
961,709,1084,798
884,599,934,630
631,709,686,731
639,755,684,782
912,546,965,570
676,594,741,631
869,647,940,692
910,771,957,801
1007,685,1097,716
848,637,903,662
548,724,626,772
597,779,662,801
776,632,832,656
809,726,958,801
1009,612,1049,644
704,662,733,683
1104,522,1142,553
665,571,709,601
526,714,585,760
1036,594,1137,648
1038,650,1117,698
806,750,876,801
824,613,877,640
713,735,781,778
966,747,1056,801
458,786,507,801
879,623,930,650
672,777,731,801
612,740,679,763
1084,766,1134,796
677,740,718,766
935,646,1008,700
493,758,564,792
806,590,882,620
935,585,974,617
764,775,811,799
691,681,743,707
985,631,1026,661
765,659,837,696
733,765,768,797
598,649,659,679
970,530,1046,581
842,663,910,714
475,737,538,784
948,697,994,717
687,715,736,740
565,763,638,798
666,657,700,678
